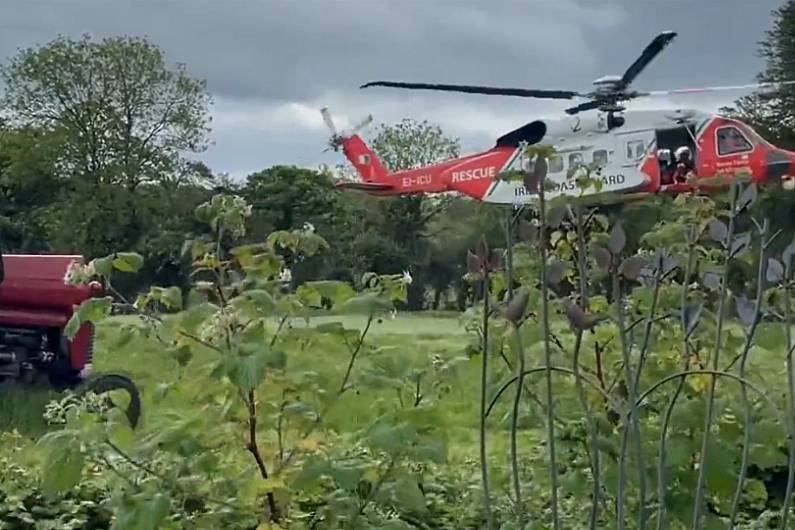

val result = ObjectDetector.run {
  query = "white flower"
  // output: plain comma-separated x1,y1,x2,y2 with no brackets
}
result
390,308,397,319
402,270,413,285
303,222,316,233
279,268,293,283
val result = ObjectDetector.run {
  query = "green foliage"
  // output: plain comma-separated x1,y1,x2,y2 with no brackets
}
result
0,34,211,185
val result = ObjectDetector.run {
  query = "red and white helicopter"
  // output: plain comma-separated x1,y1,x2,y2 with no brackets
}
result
323,31,795,204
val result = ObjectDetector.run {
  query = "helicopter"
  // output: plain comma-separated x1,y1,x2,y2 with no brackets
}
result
322,31,795,204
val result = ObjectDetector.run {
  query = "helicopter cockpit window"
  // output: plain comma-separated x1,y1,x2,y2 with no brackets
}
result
549,155,564,173
626,140,645,161
568,152,584,168
593,149,608,168
717,126,752,156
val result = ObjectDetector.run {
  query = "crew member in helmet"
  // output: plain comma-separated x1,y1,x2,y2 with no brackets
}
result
657,149,674,185
672,146,695,183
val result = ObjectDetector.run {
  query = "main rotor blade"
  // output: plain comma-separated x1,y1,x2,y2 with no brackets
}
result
620,31,677,87
349,114,373,135
565,100,603,115
320,107,337,135
644,80,795,97
361,81,581,100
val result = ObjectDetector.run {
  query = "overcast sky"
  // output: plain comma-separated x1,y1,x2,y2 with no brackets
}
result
0,0,786,179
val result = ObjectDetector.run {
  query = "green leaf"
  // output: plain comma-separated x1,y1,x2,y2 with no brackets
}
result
64,313,81,340
296,284,323,308
65,296,113,339
304,280,356,306
139,493,170,530
40,439,84,497
227,352,269,392
92,255,114,277
112,252,144,273
392,478,427,513
149,286,183,310
231,289,278,319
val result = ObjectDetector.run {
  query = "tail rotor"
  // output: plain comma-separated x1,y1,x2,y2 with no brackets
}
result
321,107,372,152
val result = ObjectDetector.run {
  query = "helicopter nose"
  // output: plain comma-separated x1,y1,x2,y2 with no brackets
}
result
766,149,795,182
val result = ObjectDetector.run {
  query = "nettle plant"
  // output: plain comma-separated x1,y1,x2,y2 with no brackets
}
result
41,194,461,529
463,146,795,530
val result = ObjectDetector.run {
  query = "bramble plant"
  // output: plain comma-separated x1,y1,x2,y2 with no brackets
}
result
25,193,468,529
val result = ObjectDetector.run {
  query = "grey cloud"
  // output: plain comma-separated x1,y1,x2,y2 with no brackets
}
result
0,0,788,177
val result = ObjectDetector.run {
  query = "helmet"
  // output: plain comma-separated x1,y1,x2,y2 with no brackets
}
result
675,146,691,159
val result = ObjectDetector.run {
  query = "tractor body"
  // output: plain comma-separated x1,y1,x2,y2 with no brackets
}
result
0,254,101,385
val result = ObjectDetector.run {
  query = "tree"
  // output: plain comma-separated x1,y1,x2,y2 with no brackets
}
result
0,126,64,251
723,1,795,240
369,119,461,309
1,34,211,189
725,1,795,149
0,34,215,267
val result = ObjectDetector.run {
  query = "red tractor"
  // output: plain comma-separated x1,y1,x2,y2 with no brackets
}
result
0,253,141,427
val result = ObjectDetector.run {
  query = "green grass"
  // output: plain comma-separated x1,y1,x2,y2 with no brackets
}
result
0,312,476,440
0,383,58,437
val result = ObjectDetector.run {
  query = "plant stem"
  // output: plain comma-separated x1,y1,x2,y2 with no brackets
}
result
506,206,515,299
730,220,767,528
625,266,661,530
692,188,738,530
573,205,601,530
539,183,560,530
245,389,279,521
656,226,697,530
348,457,397,530
510,323,526,524
782,284,795,529
615,267,643,530
485,366,618,419
339,313,373,394
479,273,495,530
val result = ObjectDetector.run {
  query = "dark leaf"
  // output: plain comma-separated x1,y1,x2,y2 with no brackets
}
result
702,272,721,291
730,232,752,259
547,205,568,229
607,222,626,255
564,301,609,331
592,245,612,272
652,249,678,277
708,220,728,246
518,220,539,243
501,290,529,324
737,183,757,212
637,267,656,287
683,302,704,337
735,295,757,328
618,256,648,280
547,260,569,286
767,258,784,283
466,251,481,274
488,248,504,271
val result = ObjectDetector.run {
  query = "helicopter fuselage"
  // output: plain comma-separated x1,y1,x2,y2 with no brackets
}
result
337,108,795,204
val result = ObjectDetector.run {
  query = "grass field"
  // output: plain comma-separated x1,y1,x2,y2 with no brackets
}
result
0,311,476,438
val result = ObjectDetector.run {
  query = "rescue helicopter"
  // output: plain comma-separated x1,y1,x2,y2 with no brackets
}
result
322,31,795,204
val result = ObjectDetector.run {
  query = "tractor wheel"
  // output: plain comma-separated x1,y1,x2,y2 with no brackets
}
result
78,373,142,429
